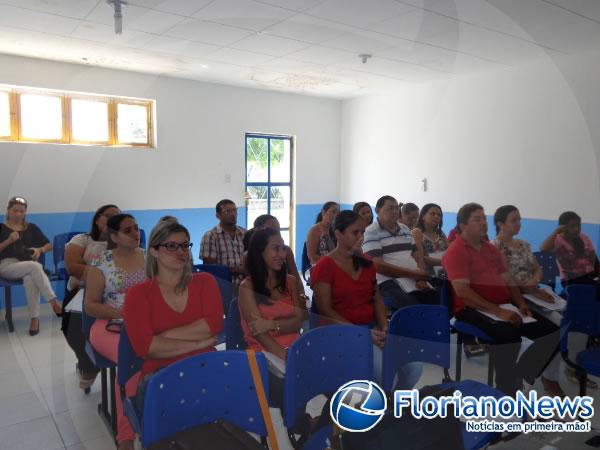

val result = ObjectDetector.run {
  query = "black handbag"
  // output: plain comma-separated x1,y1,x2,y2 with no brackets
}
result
147,419,265,450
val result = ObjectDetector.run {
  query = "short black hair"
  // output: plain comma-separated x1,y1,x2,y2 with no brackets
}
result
216,199,235,213
456,203,484,232
493,205,518,235
375,195,397,210
401,202,419,216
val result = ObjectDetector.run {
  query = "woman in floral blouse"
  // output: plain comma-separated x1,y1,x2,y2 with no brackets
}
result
84,213,146,450
412,203,449,277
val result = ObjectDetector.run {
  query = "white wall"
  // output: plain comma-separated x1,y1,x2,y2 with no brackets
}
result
340,50,600,222
0,53,341,213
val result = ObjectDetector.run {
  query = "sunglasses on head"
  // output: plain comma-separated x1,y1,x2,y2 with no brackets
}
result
8,196,27,207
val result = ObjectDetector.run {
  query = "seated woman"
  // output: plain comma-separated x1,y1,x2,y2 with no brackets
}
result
123,220,223,430
493,205,564,396
411,203,448,279
243,214,304,289
540,211,600,290
352,201,373,226
62,204,120,391
311,210,387,348
84,213,146,450
239,227,304,361
0,196,62,335
306,201,339,265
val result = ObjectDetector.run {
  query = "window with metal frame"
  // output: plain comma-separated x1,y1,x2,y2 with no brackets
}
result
245,133,294,248
0,84,154,148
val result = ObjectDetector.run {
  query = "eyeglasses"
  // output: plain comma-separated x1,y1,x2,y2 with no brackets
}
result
158,242,193,252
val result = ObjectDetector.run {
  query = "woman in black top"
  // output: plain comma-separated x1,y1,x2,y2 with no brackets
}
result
0,196,61,335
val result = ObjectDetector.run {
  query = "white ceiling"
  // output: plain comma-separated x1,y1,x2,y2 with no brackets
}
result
0,0,599,98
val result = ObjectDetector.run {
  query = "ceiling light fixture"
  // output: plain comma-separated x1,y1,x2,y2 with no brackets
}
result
359,53,372,64
106,0,127,35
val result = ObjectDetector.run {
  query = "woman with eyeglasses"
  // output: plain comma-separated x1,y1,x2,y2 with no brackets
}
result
0,196,62,335
124,221,223,443
84,213,146,450
62,204,120,391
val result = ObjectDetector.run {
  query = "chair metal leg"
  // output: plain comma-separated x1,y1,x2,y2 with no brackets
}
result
580,372,588,397
455,333,463,381
487,350,495,386
4,286,14,332
110,367,117,435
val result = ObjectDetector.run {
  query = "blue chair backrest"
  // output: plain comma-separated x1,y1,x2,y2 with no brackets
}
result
382,305,450,391
284,325,374,429
53,231,83,275
118,325,143,388
534,251,559,290
225,297,245,350
560,285,600,353
440,280,452,311
141,350,269,448
301,242,310,282
139,228,146,248
193,264,233,313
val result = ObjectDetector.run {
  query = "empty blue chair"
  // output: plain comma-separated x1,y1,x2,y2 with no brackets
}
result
562,285,600,396
117,325,143,434
51,231,83,280
139,350,270,448
81,299,117,434
225,297,245,350
284,325,374,449
383,305,507,450
441,281,494,385
193,264,233,315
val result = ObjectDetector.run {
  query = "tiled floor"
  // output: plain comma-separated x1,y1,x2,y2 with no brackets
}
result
1,304,599,450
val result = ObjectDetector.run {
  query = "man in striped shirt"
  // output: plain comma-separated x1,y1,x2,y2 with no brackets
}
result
200,199,246,286
363,195,438,309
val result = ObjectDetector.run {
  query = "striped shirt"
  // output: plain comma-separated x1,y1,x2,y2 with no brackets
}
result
362,219,418,285
200,224,246,285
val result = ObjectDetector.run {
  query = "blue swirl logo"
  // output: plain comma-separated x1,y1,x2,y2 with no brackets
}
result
330,380,387,432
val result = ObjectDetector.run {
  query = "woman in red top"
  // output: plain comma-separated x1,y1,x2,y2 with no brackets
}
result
312,210,387,348
239,227,304,361
123,221,223,435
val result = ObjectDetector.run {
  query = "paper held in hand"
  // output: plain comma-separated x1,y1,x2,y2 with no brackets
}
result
478,303,537,324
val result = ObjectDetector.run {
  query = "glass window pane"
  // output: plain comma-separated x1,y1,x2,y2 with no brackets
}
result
72,99,109,142
117,103,148,144
270,186,290,229
0,92,9,137
247,186,268,228
270,139,291,183
246,137,268,182
20,94,63,140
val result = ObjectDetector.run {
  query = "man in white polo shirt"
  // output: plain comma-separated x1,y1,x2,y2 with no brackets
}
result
363,195,439,309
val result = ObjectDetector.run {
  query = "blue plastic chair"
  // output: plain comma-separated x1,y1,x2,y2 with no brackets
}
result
139,350,270,448
139,228,146,248
51,231,83,281
193,264,233,315
383,305,507,450
117,325,144,434
284,325,374,449
225,297,246,350
81,298,117,435
0,253,47,333
562,285,600,396
440,281,494,385
534,251,560,293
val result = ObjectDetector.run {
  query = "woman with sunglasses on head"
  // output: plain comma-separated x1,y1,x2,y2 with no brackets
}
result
62,204,120,391
84,213,146,450
0,196,62,335
124,221,223,437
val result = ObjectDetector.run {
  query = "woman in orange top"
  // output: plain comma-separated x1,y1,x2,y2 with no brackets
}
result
239,228,304,361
